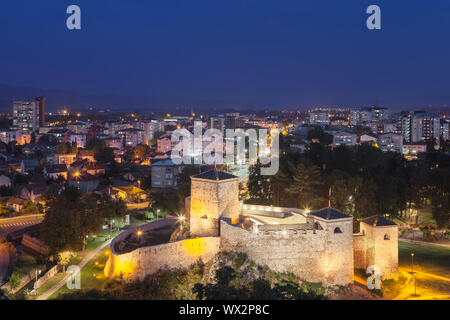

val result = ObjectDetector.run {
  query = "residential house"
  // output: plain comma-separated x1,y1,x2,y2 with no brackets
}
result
0,174,11,188
44,164,68,180
151,159,183,189
111,185,146,203
332,131,357,147
77,149,95,162
378,134,403,154
6,197,24,212
68,173,100,193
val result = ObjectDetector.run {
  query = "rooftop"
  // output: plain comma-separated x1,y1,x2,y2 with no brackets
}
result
310,207,351,220
192,169,237,181
361,215,397,227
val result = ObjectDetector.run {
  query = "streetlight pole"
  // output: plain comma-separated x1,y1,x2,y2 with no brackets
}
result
414,272,417,296
411,252,414,273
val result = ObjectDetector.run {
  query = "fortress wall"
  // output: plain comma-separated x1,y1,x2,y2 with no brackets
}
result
353,234,367,270
220,220,353,286
105,236,220,281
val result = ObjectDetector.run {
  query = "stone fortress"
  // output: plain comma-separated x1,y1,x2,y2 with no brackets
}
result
105,169,398,287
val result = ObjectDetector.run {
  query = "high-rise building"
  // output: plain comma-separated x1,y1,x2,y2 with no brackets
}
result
210,115,226,133
440,119,449,141
224,114,237,131
12,97,45,132
35,96,46,127
349,106,389,126
133,120,165,145
378,133,403,154
402,111,440,143
309,110,329,125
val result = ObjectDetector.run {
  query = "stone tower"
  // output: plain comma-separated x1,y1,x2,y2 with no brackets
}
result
354,215,398,279
310,207,355,286
189,169,239,237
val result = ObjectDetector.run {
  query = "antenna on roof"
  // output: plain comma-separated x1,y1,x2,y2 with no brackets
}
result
328,187,331,207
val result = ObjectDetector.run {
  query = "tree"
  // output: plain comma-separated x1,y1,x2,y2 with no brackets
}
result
8,269,21,289
247,161,272,204
177,166,202,200
0,186,12,197
151,190,182,216
22,200,39,214
87,138,115,163
13,174,28,186
133,144,151,159
307,127,333,145
95,147,115,163
427,168,450,230
286,161,324,208
0,202,10,216
41,189,103,252
57,251,76,273
94,193,127,221
150,131,164,146
56,142,77,155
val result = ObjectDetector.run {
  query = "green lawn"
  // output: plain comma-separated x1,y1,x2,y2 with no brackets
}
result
14,253,40,278
399,240,450,277
28,272,66,299
49,246,110,299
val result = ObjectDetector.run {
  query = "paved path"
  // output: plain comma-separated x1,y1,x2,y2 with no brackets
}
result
35,239,112,300
0,244,9,283
0,215,44,238
399,238,450,249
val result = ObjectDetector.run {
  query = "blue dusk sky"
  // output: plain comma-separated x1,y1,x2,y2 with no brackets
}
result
0,0,450,110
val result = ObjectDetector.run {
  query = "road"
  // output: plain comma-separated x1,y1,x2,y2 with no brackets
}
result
0,244,9,283
0,214,44,238
35,239,112,300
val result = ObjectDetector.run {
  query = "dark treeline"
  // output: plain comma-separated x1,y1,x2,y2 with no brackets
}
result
248,143,450,230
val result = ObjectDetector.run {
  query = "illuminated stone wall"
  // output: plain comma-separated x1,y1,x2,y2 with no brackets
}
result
105,236,220,281
354,223,398,279
190,177,239,237
219,218,354,287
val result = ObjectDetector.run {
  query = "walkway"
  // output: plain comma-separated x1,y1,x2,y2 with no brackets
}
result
35,239,112,300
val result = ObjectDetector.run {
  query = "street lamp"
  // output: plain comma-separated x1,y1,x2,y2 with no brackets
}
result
411,252,414,273
35,269,41,282
413,272,417,296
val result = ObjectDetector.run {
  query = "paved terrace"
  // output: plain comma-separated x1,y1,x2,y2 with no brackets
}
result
112,218,178,254
241,204,310,226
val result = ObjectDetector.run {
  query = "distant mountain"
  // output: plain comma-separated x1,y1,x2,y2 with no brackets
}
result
0,83,259,113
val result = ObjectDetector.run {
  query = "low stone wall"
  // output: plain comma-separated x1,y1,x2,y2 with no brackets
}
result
105,220,220,281
33,265,60,290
